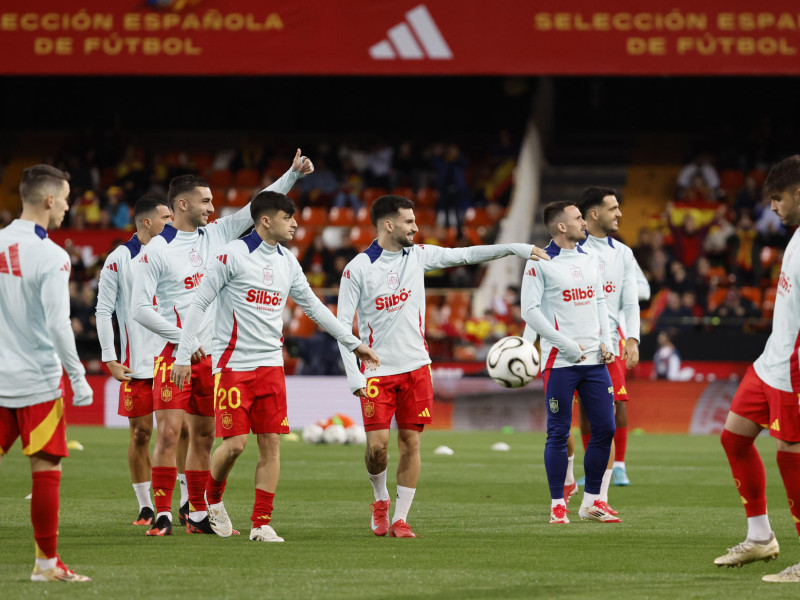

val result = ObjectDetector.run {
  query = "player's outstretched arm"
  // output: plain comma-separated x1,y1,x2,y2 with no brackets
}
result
417,242,546,273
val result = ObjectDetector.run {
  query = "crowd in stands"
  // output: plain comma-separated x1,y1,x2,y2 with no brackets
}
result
635,153,785,340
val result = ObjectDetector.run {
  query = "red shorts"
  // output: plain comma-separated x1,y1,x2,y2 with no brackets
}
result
731,365,800,442
213,367,288,437
118,378,154,418
361,365,434,432
607,358,629,401
0,397,68,457
152,345,214,417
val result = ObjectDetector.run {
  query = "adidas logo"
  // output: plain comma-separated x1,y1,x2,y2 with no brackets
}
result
217,254,227,264
60,263,70,272
0,243,22,277
369,5,452,61
617,386,627,395
342,269,350,279
106,262,118,272
526,267,536,277
154,489,166,497
139,255,149,263
418,407,430,418
281,417,289,427
771,419,780,431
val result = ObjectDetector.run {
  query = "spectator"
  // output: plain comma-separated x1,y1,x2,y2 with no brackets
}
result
712,287,760,322
301,236,336,288
655,290,693,335
365,141,393,190
734,174,760,216
668,213,711,268
106,186,132,229
652,330,694,381
703,206,736,268
430,143,470,230
677,153,720,196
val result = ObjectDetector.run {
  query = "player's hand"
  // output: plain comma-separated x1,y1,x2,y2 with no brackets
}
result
354,344,380,371
354,387,367,398
529,245,551,261
190,346,206,364
171,364,191,390
70,376,94,407
564,341,586,363
105,360,133,382
292,148,314,176
623,338,640,369
600,343,615,364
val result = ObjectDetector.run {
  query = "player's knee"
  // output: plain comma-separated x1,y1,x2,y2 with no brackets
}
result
131,426,151,447
227,437,248,457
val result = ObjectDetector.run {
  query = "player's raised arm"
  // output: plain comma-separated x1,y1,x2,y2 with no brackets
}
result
40,255,92,405
212,149,315,243
520,260,585,363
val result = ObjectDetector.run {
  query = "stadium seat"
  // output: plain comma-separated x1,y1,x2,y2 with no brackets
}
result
349,226,375,249
288,306,317,337
234,168,261,188
762,286,778,318
706,266,728,282
192,152,214,176
266,158,291,179
300,206,328,228
362,188,387,206
392,187,415,200
208,169,233,188
719,169,745,195
739,286,762,306
415,209,436,227
464,207,494,227
210,187,228,207
328,207,355,227
415,188,439,208
227,188,251,207
355,206,372,226
707,287,729,312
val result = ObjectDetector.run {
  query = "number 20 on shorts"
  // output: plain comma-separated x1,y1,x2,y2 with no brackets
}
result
216,384,241,411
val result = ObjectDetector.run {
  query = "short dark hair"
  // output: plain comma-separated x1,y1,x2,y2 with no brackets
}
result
370,194,415,227
250,190,296,223
133,194,169,222
764,155,800,195
19,164,70,204
167,174,210,211
577,187,617,218
543,201,575,235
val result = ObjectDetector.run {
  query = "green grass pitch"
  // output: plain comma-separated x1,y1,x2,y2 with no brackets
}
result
1,427,799,599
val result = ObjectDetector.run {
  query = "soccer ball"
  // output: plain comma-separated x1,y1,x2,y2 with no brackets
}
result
345,425,367,445
322,424,347,445
486,336,540,388
301,423,324,444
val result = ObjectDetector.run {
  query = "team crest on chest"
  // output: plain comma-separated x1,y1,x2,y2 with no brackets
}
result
189,250,203,267
387,271,399,290
263,266,274,286
570,267,583,282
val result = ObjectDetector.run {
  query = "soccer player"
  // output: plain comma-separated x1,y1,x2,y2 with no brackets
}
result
171,191,380,542
521,201,618,524
96,195,173,526
336,194,548,538
133,149,313,536
714,155,800,583
0,165,93,582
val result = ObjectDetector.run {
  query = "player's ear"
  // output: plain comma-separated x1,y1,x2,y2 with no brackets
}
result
43,194,54,210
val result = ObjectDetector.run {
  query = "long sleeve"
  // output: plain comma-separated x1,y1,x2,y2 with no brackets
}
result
621,249,641,342
289,262,360,351
520,261,583,363
336,266,367,393
132,247,182,343
416,243,532,271
634,260,651,301
210,166,304,243
175,256,227,366
96,255,120,363
41,268,85,381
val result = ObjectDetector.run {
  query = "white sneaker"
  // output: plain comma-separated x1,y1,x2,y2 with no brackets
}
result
208,501,233,538
31,556,91,582
578,499,622,523
249,524,284,543
714,533,779,567
763,560,800,582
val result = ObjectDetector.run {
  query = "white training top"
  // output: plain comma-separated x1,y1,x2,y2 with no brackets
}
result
132,167,302,360
96,235,161,379
754,228,800,393
336,241,533,393
0,219,86,407
520,240,613,370
176,230,361,372
578,234,641,353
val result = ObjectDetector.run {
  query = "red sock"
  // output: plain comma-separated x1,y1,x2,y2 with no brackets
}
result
720,429,767,517
206,474,227,506
31,470,60,559
151,466,177,515
776,451,800,536
186,470,210,512
581,433,591,452
252,489,275,526
614,427,628,462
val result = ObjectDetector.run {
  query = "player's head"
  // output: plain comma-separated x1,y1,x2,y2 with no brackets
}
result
134,194,172,236
167,174,213,228
544,201,585,242
251,190,297,243
371,195,417,249
764,155,800,226
578,187,621,235
19,164,71,229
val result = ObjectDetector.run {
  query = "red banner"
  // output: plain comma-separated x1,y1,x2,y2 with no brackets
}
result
3,1,800,75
